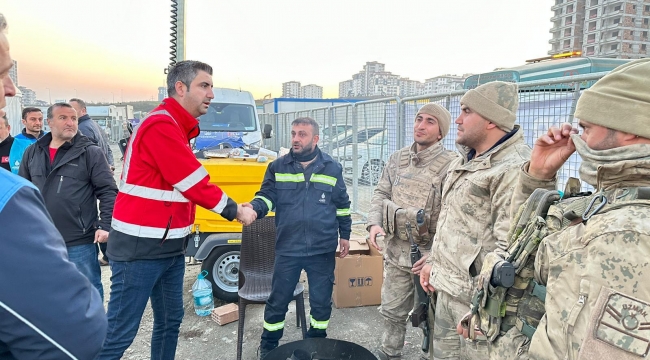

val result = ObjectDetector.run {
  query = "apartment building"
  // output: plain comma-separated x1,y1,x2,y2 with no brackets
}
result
339,79,354,98
157,87,167,101
423,74,466,94
339,61,426,97
399,77,425,97
300,84,323,99
17,86,36,105
9,60,17,86
282,81,301,98
550,0,650,58
339,61,388,97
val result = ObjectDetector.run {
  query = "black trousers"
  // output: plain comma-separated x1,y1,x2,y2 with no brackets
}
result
260,252,336,350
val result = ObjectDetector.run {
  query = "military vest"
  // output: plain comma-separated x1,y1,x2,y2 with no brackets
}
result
471,179,650,342
384,146,453,246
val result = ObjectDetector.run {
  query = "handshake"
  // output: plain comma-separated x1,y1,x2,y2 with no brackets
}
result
236,202,257,226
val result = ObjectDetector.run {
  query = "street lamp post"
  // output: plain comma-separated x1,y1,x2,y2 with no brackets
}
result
46,88,52,105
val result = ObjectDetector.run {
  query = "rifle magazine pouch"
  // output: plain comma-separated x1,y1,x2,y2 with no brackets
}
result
383,199,402,237
394,207,419,241
477,252,508,342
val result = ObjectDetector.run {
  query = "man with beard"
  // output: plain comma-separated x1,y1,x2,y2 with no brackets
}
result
367,103,456,360
9,107,44,173
247,117,352,359
419,81,531,359
474,58,650,360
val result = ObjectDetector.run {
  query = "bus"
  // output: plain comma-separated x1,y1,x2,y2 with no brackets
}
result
464,56,630,89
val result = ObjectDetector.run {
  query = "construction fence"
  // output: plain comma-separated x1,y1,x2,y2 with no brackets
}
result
259,73,606,220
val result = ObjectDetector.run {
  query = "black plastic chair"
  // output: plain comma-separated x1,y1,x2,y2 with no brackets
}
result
236,217,307,360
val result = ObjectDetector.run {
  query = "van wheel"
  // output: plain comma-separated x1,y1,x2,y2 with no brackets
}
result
201,246,240,302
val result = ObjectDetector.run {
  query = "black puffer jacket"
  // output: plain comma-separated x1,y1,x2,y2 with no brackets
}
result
18,132,118,246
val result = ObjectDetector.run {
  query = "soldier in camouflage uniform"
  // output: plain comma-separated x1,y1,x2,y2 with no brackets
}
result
419,81,531,360
367,103,456,360
498,57,650,360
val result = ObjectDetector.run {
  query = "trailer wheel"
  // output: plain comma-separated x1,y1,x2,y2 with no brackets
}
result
201,245,240,302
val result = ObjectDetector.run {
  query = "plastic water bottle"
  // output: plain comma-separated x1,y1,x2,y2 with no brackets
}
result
192,270,214,316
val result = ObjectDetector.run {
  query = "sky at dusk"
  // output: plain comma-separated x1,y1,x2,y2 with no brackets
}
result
1,0,553,102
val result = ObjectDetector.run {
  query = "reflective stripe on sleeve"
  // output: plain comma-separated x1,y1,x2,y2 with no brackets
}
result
211,193,229,213
336,208,351,216
254,195,273,211
173,167,208,192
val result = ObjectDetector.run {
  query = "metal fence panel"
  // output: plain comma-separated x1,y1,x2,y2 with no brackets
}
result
259,73,606,220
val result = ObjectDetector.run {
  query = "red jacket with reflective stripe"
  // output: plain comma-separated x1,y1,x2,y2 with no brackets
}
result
108,98,237,260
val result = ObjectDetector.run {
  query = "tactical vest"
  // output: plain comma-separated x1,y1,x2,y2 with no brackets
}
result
383,146,453,246
470,179,650,342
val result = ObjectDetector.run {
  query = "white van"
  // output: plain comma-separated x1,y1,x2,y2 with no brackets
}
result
195,88,271,151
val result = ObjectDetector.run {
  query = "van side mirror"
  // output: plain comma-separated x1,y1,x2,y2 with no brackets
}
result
263,124,273,139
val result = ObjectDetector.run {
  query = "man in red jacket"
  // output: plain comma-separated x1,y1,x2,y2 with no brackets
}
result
99,60,257,360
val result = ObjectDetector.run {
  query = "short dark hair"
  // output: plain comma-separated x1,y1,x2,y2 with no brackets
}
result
22,107,42,120
47,103,74,120
69,98,86,109
166,60,213,97
0,114,9,127
292,117,320,136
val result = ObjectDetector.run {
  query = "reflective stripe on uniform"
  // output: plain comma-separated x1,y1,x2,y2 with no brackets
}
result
275,173,305,182
211,193,229,213
119,181,189,203
111,218,192,239
309,316,329,330
255,195,274,211
336,208,351,216
173,166,208,192
121,110,172,181
310,174,337,186
263,320,285,332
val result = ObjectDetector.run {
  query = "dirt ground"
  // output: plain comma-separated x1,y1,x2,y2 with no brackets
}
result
99,264,426,360
105,145,426,360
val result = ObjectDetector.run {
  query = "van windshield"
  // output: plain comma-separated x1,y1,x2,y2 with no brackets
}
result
199,103,257,132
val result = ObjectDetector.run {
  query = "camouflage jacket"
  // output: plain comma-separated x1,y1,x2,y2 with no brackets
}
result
527,159,650,360
367,142,455,268
428,126,531,302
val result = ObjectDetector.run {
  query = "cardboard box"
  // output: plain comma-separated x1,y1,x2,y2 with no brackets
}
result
336,235,370,256
332,236,384,308
211,303,239,325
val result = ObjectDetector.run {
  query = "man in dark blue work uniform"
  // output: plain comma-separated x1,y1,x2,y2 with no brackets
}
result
247,117,352,359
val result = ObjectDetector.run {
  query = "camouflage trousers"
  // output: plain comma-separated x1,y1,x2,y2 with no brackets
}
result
430,291,489,360
488,327,531,360
379,260,427,358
